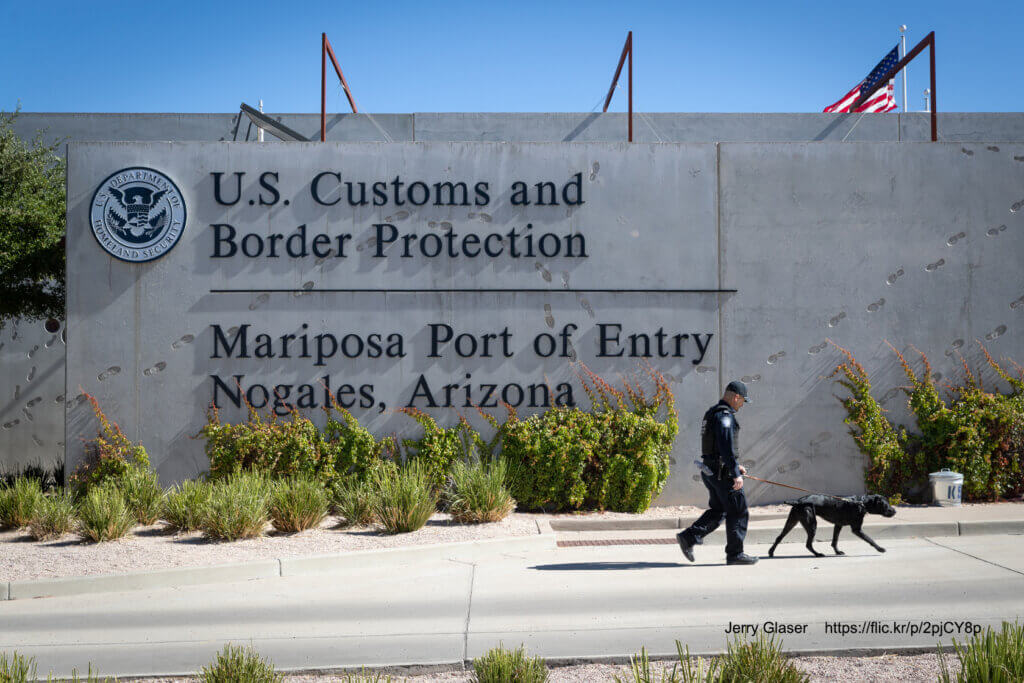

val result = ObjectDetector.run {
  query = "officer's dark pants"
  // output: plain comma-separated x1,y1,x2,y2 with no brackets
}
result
682,472,748,557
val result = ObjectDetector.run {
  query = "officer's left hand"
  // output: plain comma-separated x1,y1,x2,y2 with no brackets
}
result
738,465,747,475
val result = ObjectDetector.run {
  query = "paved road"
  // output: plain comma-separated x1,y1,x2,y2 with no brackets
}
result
2,534,1023,678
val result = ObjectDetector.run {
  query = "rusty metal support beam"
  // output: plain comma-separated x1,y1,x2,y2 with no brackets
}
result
320,32,358,142
852,31,937,141
602,31,633,142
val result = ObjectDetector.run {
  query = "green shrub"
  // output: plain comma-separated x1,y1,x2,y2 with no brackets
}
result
200,403,336,483
331,478,378,527
269,474,329,532
500,365,677,513
0,476,45,529
372,460,437,534
322,400,396,481
70,392,152,498
939,621,1024,683
715,635,807,682
199,643,282,683
473,643,548,683
62,663,114,682
400,408,485,493
163,479,213,533
445,458,516,523
77,483,135,542
28,491,77,541
202,471,271,541
119,466,165,525
833,342,1024,502
0,651,36,682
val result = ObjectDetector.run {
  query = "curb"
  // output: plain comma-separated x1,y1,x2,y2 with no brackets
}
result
958,520,1024,536
549,513,789,532
3,531,557,602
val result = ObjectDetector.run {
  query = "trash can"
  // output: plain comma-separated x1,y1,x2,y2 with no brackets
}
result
929,468,963,507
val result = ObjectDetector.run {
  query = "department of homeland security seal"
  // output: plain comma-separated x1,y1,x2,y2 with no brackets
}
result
90,167,186,262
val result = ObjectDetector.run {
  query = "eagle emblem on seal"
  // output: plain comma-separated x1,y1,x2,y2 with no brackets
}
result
105,186,169,243
89,167,187,263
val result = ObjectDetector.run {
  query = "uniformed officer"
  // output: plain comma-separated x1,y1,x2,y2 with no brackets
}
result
676,380,758,565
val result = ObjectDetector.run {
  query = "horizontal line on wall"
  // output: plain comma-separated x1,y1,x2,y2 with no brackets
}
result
209,288,738,294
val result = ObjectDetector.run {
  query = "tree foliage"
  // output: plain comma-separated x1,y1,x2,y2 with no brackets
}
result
0,109,65,326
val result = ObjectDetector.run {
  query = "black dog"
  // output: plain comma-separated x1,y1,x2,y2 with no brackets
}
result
768,494,896,558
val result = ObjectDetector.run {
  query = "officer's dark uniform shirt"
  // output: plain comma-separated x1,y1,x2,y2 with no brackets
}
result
701,399,740,480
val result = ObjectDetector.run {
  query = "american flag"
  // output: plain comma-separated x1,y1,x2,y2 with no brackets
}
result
824,46,899,113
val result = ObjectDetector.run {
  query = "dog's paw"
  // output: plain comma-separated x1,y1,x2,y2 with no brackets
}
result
834,550,845,556
878,547,886,553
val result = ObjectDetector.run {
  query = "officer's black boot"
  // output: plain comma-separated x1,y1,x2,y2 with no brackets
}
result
676,531,695,562
726,552,759,565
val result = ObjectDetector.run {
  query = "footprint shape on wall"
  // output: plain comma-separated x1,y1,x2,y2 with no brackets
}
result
946,232,966,246
1011,295,1024,310
695,365,716,375
886,268,905,285
808,341,828,355
985,325,1008,341
589,162,600,181
535,262,552,282
925,259,945,272
543,304,555,329
767,351,786,365
740,374,762,383
172,334,194,350
98,366,121,381
828,312,847,328
384,210,410,222
987,225,1007,237
866,298,886,313
249,293,270,310
143,361,167,376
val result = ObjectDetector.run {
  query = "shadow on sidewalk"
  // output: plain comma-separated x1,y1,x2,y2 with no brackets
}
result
529,561,685,571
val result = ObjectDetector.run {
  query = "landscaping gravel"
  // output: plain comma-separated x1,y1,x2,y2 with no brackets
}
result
119,652,957,682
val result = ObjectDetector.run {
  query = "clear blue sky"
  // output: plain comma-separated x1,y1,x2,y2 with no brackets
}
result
2,0,1019,114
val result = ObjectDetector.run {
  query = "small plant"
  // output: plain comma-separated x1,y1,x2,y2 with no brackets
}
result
445,458,516,523
939,621,1024,682
199,643,283,683
616,646,679,683
400,408,485,493
28,491,77,541
472,643,548,683
63,663,114,682
0,476,45,529
202,471,271,541
0,650,36,682
372,459,437,534
269,474,329,533
331,478,378,527
715,635,807,683
119,466,165,525
71,392,152,497
163,479,213,533
77,483,136,542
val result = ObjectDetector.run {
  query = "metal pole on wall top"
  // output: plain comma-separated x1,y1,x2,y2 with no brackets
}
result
899,25,908,113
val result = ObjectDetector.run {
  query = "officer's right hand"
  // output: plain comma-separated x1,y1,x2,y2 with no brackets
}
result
732,477,744,491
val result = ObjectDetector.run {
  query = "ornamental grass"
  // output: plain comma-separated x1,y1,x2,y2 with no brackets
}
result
269,474,329,533
77,483,136,542
372,459,437,534
27,491,77,541
163,479,213,533
445,458,516,523
201,470,271,541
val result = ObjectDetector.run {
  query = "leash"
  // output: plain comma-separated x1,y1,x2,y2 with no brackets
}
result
741,474,849,502
693,460,848,501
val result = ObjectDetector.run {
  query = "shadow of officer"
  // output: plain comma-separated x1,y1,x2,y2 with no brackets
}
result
676,381,758,565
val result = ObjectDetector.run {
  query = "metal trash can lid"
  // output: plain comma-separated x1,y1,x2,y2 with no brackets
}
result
929,468,962,479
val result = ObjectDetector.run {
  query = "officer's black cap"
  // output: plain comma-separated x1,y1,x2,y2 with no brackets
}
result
725,380,751,402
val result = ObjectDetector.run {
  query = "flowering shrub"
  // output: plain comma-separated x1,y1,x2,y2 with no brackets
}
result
832,341,1024,502
399,408,486,493
71,392,153,497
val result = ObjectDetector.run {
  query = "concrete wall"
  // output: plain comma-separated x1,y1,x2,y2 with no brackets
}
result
5,111,1024,503
14,111,1024,145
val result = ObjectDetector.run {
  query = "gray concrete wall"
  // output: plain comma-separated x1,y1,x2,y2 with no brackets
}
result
5,112,1024,504
13,111,1024,145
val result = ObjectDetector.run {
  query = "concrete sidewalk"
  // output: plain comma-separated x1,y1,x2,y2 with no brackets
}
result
2,533,1022,679
3,502,1022,602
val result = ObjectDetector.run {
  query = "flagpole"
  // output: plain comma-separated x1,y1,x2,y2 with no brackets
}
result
899,25,908,112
